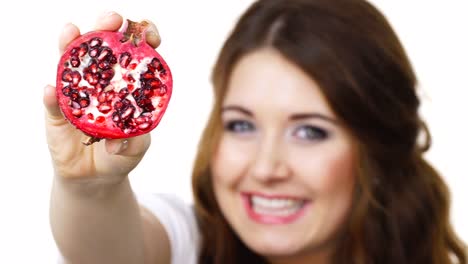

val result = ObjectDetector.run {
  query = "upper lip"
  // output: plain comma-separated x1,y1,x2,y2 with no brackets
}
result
242,191,308,200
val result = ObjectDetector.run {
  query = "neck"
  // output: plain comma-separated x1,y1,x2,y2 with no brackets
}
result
268,246,333,264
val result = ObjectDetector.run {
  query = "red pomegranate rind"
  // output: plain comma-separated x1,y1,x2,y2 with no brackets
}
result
56,20,172,143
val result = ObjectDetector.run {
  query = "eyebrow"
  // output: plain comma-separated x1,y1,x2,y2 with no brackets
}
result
221,105,338,124
221,105,253,116
290,113,338,124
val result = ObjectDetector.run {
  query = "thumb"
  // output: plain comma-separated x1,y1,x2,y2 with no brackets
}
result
43,85,64,119
105,134,151,157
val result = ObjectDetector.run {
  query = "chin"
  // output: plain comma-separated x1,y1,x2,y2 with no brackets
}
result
244,235,306,257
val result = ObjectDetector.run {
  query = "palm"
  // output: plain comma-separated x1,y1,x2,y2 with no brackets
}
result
45,112,141,179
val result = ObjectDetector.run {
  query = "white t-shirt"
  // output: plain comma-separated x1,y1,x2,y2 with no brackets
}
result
136,192,200,264
56,192,200,264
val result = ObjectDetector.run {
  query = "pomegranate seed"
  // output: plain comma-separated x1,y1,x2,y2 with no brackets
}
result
71,71,81,86
106,91,115,101
112,113,120,122
84,72,99,85
135,116,146,124
71,101,81,109
114,101,123,109
127,84,134,91
78,43,89,57
149,78,162,89
89,47,99,58
89,37,103,48
127,75,135,83
128,63,137,70
100,69,115,80
119,88,129,98
97,93,106,103
119,52,132,68
138,122,150,130
98,60,111,70
87,113,94,120
121,106,135,119
70,57,80,67
62,86,72,96
62,69,73,82
70,91,79,101
151,58,165,73
109,55,117,65
98,80,111,89
79,98,90,108
143,89,154,97
72,109,83,117
98,103,112,114
86,87,96,96
70,47,79,56
142,72,155,79
132,89,142,99
145,104,155,112
96,116,105,123
147,65,155,72
98,47,112,61
138,98,150,105
87,60,98,73
158,86,167,96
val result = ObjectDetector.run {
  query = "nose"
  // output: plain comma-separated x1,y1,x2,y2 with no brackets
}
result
249,134,291,182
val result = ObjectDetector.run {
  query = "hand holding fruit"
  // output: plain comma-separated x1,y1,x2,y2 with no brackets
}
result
44,12,169,181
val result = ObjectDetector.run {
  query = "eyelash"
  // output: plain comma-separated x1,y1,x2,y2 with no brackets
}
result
292,125,329,141
224,120,255,133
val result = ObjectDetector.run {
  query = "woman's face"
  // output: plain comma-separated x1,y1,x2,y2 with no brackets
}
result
211,48,357,263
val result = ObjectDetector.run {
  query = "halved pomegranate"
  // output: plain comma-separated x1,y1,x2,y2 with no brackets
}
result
56,19,172,145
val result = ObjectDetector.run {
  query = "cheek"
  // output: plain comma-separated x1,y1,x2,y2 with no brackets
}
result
319,151,355,194
211,136,252,186
293,142,356,192
293,144,356,218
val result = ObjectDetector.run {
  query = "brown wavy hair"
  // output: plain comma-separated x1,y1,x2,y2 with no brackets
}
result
191,0,467,263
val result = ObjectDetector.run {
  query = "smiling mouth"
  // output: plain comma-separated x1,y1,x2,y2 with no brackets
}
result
242,193,310,224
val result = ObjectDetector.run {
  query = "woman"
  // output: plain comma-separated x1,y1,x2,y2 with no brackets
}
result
47,0,467,263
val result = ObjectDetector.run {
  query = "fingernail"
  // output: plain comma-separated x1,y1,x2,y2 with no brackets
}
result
119,139,129,153
100,11,116,19
62,22,75,32
112,139,129,155
146,30,161,47
44,85,53,96
105,11,117,17
146,31,157,39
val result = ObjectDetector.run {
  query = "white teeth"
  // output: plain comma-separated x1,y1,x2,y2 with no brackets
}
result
250,195,304,216
253,205,302,216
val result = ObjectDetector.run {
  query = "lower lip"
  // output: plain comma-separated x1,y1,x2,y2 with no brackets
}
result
242,195,310,225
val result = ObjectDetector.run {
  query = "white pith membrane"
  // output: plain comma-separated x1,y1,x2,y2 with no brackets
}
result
61,40,166,135
250,195,306,217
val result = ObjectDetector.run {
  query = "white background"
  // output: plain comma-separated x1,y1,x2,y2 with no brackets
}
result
0,0,466,262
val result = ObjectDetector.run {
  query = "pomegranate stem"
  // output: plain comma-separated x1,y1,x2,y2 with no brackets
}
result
121,19,149,46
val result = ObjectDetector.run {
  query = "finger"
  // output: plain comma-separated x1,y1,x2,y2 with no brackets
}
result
143,20,161,49
94,11,123,31
105,134,151,157
59,23,81,54
43,85,63,119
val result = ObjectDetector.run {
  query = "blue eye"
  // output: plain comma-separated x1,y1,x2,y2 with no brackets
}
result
224,120,255,133
293,125,328,141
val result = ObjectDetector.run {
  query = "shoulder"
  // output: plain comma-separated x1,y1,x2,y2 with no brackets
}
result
136,192,200,264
